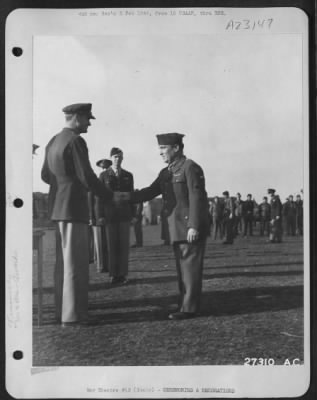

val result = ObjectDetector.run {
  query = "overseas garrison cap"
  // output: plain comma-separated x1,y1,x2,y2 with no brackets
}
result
110,147,123,157
268,188,276,194
62,103,95,119
223,191,229,196
156,133,185,146
96,159,112,168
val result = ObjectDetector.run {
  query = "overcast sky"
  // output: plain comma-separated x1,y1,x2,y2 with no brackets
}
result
33,34,304,202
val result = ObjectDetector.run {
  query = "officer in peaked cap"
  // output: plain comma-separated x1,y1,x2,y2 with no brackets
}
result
129,132,210,320
62,103,96,119
267,188,282,243
41,103,125,326
96,146,135,284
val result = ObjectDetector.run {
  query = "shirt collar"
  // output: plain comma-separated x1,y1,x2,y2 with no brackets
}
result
168,155,186,173
110,166,121,175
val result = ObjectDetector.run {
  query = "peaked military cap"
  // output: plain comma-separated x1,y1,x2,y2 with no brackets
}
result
110,147,123,157
62,103,95,119
96,159,112,168
223,191,229,196
267,188,276,194
156,133,185,146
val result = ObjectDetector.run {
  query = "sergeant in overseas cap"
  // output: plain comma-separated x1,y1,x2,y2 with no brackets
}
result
156,133,185,145
62,103,96,119
110,147,123,156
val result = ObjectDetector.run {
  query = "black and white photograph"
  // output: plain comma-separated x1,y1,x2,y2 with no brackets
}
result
6,6,310,398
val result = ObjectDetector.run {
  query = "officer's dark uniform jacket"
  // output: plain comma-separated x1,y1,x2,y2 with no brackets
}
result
41,128,113,223
223,197,234,217
243,200,254,217
97,167,135,223
131,156,210,242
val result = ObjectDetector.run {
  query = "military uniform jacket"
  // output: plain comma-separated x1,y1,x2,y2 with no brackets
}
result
131,156,210,242
210,201,224,219
243,200,254,216
259,203,271,220
270,195,282,219
223,197,234,217
97,167,135,223
41,128,113,223
234,200,244,217
295,200,303,218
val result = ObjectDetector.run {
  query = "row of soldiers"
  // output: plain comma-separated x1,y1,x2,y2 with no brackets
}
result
209,190,304,244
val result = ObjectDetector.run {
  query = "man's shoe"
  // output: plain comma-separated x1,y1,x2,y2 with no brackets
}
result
168,312,195,320
223,241,233,244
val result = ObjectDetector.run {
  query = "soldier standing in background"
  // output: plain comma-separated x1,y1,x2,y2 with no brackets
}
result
243,194,254,237
97,147,135,284
210,196,224,240
268,188,283,243
129,133,210,320
295,194,303,235
259,196,271,236
285,195,297,236
234,192,243,236
222,191,235,244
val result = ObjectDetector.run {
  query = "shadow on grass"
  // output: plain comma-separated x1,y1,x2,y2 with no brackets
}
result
34,284,303,326
33,268,303,295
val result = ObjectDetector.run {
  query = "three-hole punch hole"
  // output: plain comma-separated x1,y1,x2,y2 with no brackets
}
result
12,47,23,57
13,198,23,208
13,350,23,360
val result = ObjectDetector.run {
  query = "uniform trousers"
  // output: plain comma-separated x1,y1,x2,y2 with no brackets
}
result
260,218,270,236
244,216,253,236
134,219,143,246
223,216,235,243
106,221,130,278
57,222,89,323
213,217,223,240
92,225,108,272
173,240,206,314
269,219,282,242
296,215,303,235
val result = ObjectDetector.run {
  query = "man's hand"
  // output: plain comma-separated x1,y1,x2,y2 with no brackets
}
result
187,228,199,243
131,217,138,225
229,213,233,219
89,219,95,226
113,191,131,203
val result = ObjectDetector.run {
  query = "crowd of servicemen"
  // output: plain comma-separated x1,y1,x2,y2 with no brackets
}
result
37,103,304,327
208,191,304,245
